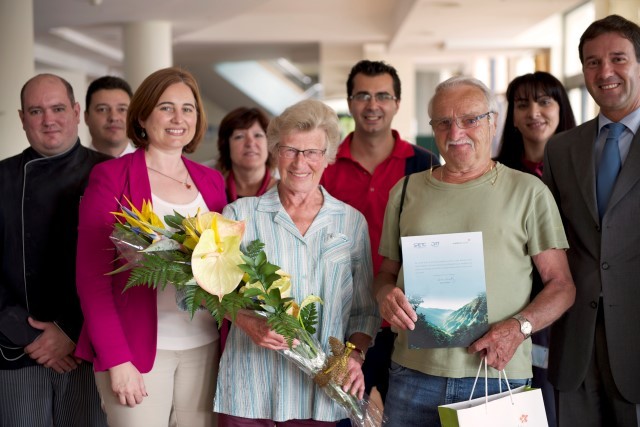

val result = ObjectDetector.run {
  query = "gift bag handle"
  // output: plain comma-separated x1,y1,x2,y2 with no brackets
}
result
468,357,514,409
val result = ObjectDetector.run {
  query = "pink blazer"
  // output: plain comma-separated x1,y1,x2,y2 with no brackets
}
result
75,148,227,372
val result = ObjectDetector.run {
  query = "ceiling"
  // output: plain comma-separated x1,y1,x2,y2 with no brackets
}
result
33,0,587,111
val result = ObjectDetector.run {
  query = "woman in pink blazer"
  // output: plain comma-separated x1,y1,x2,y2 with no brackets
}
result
76,67,226,427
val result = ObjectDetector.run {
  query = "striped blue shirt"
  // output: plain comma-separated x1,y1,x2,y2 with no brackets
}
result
214,186,380,421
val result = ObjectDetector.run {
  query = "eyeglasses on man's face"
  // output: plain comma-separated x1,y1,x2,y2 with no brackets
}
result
277,145,326,162
348,92,398,103
429,111,494,132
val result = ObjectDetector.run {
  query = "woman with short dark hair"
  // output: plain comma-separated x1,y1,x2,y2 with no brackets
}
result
216,107,277,202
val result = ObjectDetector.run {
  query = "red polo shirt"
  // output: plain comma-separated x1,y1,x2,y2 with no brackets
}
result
321,130,416,274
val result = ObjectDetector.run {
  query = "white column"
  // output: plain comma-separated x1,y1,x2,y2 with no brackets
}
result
388,56,416,143
0,0,35,160
123,21,173,91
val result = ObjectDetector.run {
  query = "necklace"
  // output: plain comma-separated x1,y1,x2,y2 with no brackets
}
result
147,166,192,189
434,161,498,186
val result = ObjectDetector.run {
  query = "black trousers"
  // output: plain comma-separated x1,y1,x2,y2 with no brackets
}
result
557,301,639,427
0,361,107,427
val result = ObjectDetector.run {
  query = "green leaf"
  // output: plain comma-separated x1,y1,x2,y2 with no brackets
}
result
299,302,319,334
220,292,255,322
238,264,257,276
280,297,294,305
260,263,280,276
171,233,187,244
183,282,202,318
263,272,282,288
267,312,304,348
263,288,283,307
123,255,191,292
240,287,263,298
164,211,185,229
255,251,267,267
245,240,265,259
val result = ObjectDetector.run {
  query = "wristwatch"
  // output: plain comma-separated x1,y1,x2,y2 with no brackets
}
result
352,347,366,362
512,314,532,339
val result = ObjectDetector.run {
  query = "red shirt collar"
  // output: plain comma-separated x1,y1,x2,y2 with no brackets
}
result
336,130,414,160
521,157,543,178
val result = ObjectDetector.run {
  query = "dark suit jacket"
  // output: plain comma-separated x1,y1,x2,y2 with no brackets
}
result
543,118,640,403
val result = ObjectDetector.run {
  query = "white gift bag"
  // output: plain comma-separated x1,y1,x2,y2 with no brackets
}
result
438,357,548,427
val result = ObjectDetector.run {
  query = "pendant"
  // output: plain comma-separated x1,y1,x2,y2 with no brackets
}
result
185,183,192,189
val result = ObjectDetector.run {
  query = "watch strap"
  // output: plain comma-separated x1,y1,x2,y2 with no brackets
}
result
352,346,366,362
512,313,532,339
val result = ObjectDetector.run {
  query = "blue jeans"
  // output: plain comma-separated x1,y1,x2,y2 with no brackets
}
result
384,362,528,427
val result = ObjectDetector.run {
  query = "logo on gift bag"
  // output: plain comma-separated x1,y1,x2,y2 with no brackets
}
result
519,413,529,424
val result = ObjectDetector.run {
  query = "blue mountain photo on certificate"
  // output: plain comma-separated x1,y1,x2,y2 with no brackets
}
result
408,292,488,348
401,232,489,349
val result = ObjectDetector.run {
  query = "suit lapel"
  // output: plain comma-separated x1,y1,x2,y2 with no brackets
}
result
607,129,640,214
570,119,599,224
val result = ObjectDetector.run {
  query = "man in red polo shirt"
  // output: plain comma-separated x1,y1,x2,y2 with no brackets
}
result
321,60,439,412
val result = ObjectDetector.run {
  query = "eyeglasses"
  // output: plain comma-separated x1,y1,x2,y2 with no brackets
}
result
277,145,326,161
348,92,398,103
429,112,494,132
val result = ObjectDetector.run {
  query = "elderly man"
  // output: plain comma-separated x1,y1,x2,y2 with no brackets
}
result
544,14,640,427
84,75,134,157
374,76,575,426
0,74,109,426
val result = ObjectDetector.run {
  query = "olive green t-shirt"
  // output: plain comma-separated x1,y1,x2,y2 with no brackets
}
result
379,163,568,379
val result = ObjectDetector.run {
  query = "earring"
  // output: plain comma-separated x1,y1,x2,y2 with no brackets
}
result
141,129,146,138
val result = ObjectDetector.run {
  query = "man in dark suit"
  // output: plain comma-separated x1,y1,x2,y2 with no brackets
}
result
544,14,640,427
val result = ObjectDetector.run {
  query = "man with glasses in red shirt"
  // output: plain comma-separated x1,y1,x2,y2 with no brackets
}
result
321,61,439,420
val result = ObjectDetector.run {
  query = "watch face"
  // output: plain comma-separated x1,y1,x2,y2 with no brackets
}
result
514,314,532,337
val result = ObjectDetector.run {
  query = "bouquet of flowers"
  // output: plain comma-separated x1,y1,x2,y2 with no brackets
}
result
109,198,386,427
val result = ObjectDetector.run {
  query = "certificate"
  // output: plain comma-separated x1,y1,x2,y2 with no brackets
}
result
401,231,489,349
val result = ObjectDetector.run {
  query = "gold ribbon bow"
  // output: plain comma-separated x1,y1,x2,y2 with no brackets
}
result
313,337,355,388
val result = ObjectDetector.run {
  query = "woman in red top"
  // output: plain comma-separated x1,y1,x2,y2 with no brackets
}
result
495,71,576,427
496,72,576,177
216,107,277,201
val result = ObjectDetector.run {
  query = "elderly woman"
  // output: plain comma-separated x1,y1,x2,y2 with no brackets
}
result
75,67,227,427
216,107,277,202
214,99,380,427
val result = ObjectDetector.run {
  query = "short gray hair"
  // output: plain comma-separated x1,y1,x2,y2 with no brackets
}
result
267,99,341,164
428,76,498,118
